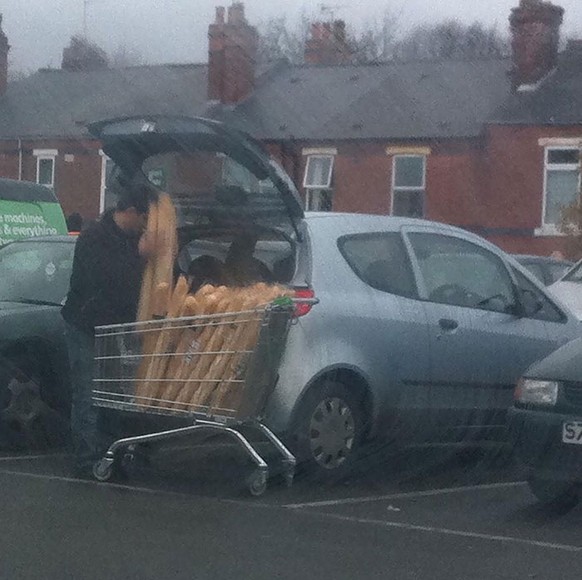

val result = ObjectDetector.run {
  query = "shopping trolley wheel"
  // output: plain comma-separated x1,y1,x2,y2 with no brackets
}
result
247,470,267,497
92,458,114,482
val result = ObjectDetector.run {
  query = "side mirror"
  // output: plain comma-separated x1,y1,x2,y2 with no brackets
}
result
519,288,544,317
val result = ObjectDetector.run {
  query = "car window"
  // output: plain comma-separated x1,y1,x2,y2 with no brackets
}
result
520,262,545,284
511,267,566,323
339,233,417,298
408,232,515,313
560,260,582,282
0,240,74,305
548,262,571,284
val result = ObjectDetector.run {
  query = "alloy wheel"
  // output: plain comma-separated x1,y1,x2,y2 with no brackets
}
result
309,397,356,470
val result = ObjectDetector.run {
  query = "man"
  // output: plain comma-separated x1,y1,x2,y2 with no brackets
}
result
66,212,83,235
62,187,151,476
223,232,273,285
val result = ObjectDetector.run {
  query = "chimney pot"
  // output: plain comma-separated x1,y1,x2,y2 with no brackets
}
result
304,19,353,65
215,6,225,24
228,3,246,25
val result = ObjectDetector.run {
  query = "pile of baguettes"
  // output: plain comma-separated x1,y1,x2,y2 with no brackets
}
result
133,194,291,415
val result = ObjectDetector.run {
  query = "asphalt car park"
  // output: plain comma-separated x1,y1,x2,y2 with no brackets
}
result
1,443,582,579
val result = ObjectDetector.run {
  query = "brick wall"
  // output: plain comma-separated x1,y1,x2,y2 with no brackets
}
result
483,124,582,257
0,138,103,220
286,139,483,224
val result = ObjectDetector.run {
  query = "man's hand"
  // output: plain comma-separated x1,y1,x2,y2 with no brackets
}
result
138,232,156,259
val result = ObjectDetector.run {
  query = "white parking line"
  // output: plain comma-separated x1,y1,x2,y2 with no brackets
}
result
0,453,66,462
306,512,582,554
283,481,526,509
0,467,204,500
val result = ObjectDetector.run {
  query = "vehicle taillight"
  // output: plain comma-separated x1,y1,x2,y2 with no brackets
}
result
294,288,316,317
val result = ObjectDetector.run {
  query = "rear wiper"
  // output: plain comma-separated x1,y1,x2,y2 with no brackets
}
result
10,297,61,307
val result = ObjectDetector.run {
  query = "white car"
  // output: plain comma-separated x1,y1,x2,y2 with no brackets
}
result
549,260,582,320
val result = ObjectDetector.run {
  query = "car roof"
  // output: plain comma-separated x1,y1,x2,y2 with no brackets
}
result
0,177,61,203
5,235,76,244
513,254,573,265
304,212,474,236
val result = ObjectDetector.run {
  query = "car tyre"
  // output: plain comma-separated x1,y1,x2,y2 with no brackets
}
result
291,381,365,481
0,357,68,451
527,475,579,511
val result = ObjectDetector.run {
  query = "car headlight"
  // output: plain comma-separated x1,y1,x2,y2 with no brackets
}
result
515,379,559,406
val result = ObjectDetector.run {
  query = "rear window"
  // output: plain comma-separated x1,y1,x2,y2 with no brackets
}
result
141,152,286,227
339,233,417,298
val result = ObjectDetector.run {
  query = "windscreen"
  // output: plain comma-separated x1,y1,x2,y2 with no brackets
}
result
0,240,74,305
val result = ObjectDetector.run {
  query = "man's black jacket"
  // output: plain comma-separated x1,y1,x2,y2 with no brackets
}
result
62,210,144,334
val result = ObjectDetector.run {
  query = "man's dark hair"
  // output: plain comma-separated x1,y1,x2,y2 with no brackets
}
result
66,212,83,232
116,182,155,214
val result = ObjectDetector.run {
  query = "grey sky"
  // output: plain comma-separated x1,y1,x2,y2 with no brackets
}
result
2,0,581,73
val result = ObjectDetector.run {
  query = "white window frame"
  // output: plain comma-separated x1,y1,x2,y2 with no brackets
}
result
391,154,426,218
33,149,58,188
302,152,336,212
99,150,110,214
303,154,335,190
537,146,581,236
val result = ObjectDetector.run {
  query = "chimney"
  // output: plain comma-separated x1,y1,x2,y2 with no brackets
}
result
62,35,108,72
208,3,258,104
304,19,353,65
509,0,564,88
0,15,10,96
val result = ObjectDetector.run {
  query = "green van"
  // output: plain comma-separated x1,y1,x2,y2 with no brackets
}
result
0,178,68,244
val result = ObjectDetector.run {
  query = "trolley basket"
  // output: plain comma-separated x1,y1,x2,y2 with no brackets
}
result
91,300,301,496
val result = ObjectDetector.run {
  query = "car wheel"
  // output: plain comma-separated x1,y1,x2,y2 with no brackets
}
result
292,381,365,480
0,357,68,451
527,475,580,511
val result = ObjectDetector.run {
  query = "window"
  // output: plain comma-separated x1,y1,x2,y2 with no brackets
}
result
543,147,581,228
511,268,565,323
339,233,417,298
36,157,55,188
100,154,117,213
303,154,334,211
392,155,426,218
409,233,515,313
305,189,333,212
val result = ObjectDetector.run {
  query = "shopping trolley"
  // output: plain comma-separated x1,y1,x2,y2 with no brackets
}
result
91,299,301,496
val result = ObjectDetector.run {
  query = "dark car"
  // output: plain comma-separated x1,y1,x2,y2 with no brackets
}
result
509,337,582,509
0,236,75,448
513,254,573,286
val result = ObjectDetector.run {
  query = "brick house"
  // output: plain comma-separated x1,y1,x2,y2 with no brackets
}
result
0,1,579,256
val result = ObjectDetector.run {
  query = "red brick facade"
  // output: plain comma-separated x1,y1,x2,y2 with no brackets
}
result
0,0,578,259
0,139,103,220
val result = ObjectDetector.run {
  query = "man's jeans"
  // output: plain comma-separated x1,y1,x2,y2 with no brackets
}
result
64,322,97,469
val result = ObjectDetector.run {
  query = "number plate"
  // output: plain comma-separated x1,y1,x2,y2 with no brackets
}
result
562,422,582,445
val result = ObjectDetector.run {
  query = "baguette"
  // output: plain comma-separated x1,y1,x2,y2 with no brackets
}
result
158,296,201,408
175,295,234,409
135,282,170,404
186,294,248,409
136,202,159,322
146,276,190,405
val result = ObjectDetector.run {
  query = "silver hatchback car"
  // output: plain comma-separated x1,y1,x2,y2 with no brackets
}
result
93,116,582,478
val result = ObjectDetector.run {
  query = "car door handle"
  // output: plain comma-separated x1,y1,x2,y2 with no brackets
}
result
438,318,459,331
